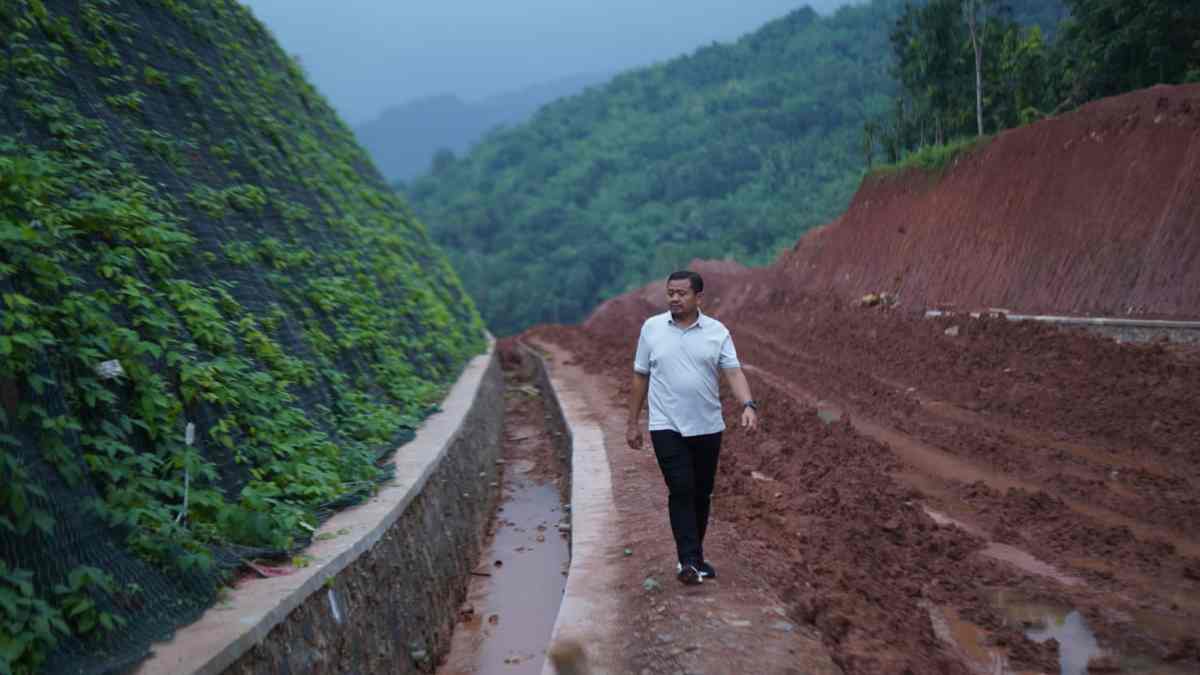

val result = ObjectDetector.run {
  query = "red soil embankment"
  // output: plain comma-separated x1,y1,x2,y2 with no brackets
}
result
782,84,1200,318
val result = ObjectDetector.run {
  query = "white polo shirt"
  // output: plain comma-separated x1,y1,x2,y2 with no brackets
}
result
633,310,741,437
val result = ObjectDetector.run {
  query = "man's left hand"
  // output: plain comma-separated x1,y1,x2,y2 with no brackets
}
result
741,407,758,431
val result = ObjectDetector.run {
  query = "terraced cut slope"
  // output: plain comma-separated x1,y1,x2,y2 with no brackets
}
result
0,2,484,673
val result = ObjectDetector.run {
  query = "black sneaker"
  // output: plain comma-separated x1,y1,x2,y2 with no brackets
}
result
698,560,717,579
676,562,702,585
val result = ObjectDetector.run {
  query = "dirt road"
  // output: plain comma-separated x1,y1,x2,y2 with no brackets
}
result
530,338,841,675
523,288,1200,674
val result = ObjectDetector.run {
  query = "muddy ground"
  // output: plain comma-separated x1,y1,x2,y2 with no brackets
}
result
523,283,1200,674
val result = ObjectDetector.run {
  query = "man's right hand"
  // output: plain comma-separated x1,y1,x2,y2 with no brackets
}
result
626,423,643,450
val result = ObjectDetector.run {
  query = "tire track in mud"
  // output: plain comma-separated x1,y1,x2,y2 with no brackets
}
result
728,328,1200,672
736,326,1200,554
739,360,1200,564
741,363,1083,584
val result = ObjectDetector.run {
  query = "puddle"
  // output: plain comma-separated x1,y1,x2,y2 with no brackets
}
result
935,590,1193,675
929,597,1104,675
996,593,1193,675
992,591,1118,675
1025,610,1098,674
438,475,569,674
816,401,843,425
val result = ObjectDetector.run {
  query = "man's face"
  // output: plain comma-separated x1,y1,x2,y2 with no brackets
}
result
666,279,700,317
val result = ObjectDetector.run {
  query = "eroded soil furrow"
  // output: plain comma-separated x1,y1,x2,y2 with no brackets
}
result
736,326,1200,539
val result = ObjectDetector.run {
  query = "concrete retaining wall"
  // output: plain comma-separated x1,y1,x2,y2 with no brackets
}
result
924,310,1200,344
1046,323,1200,345
137,341,503,675
523,344,573,503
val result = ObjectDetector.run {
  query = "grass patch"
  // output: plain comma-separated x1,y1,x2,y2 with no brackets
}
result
870,134,993,177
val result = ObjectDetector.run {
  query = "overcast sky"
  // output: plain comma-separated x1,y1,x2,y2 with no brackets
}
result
240,0,855,124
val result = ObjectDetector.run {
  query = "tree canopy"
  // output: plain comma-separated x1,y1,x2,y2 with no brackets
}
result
876,0,1198,159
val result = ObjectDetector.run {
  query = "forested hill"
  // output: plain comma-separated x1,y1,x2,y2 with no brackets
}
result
405,1,900,334
404,0,1068,335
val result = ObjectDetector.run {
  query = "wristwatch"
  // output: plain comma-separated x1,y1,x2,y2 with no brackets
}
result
742,400,758,411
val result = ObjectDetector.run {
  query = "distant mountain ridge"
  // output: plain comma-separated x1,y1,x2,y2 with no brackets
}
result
355,72,612,181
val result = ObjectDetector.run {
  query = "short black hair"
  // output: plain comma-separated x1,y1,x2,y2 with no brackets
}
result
667,270,704,293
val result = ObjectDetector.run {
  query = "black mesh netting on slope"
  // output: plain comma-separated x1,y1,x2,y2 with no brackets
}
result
0,1,481,673
4,379,236,675
2,366,412,675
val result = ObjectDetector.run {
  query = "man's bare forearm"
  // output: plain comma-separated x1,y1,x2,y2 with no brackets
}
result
628,372,649,427
724,367,753,403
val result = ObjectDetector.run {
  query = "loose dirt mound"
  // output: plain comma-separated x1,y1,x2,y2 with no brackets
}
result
781,84,1200,318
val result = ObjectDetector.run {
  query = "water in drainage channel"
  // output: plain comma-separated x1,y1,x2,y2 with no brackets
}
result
439,350,570,675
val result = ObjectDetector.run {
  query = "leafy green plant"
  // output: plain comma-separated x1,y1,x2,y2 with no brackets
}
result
869,135,992,177
0,562,68,675
135,129,186,167
52,567,125,637
103,90,144,114
142,65,167,87
0,0,486,669
176,74,201,98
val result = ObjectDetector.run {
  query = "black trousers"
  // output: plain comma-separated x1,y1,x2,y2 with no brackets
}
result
650,430,722,566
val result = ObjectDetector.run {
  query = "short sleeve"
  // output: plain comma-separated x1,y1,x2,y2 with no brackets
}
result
718,332,740,369
633,323,650,374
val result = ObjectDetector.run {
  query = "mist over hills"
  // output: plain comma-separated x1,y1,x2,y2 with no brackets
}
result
355,72,612,182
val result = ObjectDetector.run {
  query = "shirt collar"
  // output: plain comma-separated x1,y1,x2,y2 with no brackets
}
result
667,308,705,329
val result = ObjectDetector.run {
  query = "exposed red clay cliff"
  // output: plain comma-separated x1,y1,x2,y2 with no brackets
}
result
781,83,1200,318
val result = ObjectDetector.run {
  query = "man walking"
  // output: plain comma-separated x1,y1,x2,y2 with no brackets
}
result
626,270,758,585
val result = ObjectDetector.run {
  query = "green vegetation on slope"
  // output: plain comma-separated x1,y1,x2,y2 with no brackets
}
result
406,1,907,335
870,134,992,176
0,1,484,672
1055,0,1200,102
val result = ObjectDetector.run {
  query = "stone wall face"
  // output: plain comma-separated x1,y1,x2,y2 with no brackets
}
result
224,354,503,674
525,346,573,502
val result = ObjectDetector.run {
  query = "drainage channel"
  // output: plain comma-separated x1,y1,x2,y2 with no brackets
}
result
438,346,570,675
